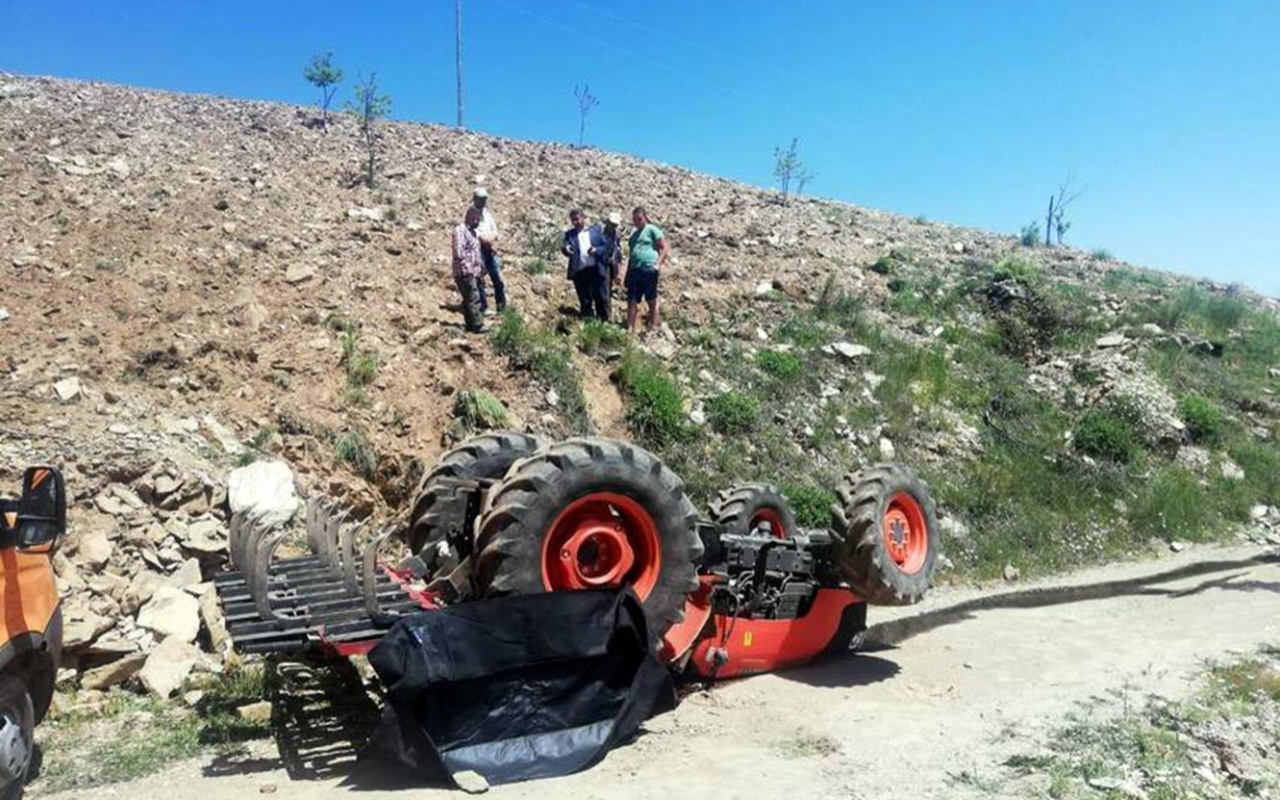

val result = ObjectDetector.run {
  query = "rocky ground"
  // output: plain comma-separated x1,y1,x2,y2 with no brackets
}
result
2,72,1279,716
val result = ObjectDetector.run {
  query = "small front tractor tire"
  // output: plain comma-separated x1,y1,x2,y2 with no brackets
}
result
473,438,703,636
708,483,796,539
405,431,546,569
830,463,940,606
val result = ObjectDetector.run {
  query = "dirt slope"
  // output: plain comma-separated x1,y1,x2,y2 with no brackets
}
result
37,544,1280,799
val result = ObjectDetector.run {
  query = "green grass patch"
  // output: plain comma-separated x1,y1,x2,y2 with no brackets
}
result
40,666,272,792
1177,393,1225,444
616,349,690,447
1002,646,1280,799
706,390,760,434
335,427,377,480
756,348,804,381
1073,403,1143,464
577,319,629,355
453,388,508,431
493,310,590,435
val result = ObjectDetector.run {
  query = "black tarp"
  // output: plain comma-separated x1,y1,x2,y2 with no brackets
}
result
366,588,678,787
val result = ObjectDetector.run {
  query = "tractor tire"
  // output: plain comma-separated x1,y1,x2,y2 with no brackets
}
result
473,437,703,636
0,675,33,800
829,463,940,606
708,483,796,539
405,431,547,566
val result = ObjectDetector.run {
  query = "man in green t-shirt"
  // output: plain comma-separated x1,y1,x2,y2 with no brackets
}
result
624,206,669,334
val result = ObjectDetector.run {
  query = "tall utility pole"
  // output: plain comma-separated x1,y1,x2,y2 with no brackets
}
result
455,0,464,128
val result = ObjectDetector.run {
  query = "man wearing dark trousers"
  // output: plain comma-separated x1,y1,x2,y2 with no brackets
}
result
451,207,487,333
562,209,610,321
471,187,507,315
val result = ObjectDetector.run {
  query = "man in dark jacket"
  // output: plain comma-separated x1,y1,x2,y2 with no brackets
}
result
562,209,610,321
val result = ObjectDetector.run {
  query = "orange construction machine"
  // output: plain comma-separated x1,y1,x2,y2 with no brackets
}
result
0,467,66,799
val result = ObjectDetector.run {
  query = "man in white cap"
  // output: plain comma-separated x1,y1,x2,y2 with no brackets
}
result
601,211,624,291
470,187,506,315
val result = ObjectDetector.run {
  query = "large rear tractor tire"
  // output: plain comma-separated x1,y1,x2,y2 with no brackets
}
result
473,438,703,636
405,431,547,570
830,463,940,606
708,483,795,539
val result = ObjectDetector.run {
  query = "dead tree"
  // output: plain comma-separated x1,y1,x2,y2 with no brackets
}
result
574,83,599,147
1045,175,1082,247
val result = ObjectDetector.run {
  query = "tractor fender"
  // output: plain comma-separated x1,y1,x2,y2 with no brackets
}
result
0,603,61,675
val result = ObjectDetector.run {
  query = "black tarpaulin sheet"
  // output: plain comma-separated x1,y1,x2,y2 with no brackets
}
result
367,588,677,787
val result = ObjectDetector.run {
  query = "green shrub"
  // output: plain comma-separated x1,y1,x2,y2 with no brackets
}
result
870,255,895,275
1201,293,1248,334
756,349,803,380
454,388,507,430
1074,404,1142,464
524,258,549,275
1090,248,1113,261
991,255,1041,284
1177,394,1224,444
616,350,689,446
334,428,377,480
706,391,759,434
781,483,835,528
346,352,378,386
1019,223,1040,247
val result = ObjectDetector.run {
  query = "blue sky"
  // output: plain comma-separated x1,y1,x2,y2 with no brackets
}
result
3,0,1278,295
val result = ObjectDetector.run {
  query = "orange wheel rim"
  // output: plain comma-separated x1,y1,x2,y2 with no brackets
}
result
751,508,789,539
541,492,662,599
883,492,928,575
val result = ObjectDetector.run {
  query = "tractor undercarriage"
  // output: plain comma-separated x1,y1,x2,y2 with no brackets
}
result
215,434,939,678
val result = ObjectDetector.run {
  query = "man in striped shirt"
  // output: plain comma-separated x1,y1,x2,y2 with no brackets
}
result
451,207,486,333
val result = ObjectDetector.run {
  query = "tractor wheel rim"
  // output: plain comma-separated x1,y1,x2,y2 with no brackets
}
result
542,492,661,599
751,508,789,539
883,492,929,575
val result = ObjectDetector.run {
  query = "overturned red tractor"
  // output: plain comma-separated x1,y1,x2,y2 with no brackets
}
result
216,434,940,678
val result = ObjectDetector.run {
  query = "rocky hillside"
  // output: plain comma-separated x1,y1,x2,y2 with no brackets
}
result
2,74,1279,698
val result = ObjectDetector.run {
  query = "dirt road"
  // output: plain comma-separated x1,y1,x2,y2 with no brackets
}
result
43,544,1280,799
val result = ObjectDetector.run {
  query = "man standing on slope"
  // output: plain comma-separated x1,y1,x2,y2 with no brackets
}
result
601,211,624,294
471,188,507,316
451,207,487,333
562,209,609,321
624,206,668,334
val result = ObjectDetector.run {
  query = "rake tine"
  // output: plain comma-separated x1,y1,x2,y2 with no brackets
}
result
233,511,269,576
228,509,249,571
250,527,293,623
362,526,400,620
340,519,366,599
304,497,335,563
322,506,351,573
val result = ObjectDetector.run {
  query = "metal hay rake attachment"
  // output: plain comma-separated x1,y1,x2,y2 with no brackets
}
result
213,498,434,655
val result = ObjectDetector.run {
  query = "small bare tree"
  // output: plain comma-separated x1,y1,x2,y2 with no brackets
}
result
573,83,599,147
303,52,344,131
773,137,815,204
345,73,392,188
1044,175,1082,247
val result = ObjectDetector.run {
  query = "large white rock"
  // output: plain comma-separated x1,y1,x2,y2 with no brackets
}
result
136,586,201,643
139,637,200,698
227,460,300,528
